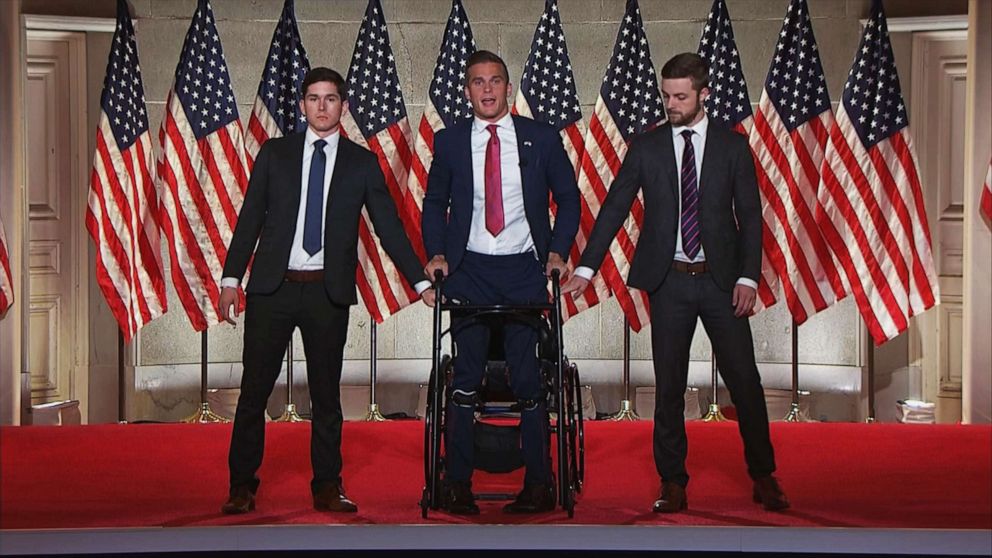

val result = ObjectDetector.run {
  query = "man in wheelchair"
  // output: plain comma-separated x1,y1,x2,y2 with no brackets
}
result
420,49,580,514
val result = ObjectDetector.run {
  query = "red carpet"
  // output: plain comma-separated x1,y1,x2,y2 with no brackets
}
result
1,421,989,530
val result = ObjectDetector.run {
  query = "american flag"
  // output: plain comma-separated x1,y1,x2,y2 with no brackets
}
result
748,0,846,325
698,0,778,313
0,215,12,317
575,0,664,332
816,0,939,345
86,0,167,342
340,0,421,324
244,0,310,167
981,158,992,227
512,0,609,320
157,0,250,331
405,0,476,236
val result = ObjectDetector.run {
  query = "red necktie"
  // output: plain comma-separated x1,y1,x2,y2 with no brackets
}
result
485,124,504,236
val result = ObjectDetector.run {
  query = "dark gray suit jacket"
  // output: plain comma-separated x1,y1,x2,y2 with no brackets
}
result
579,121,762,293
222,132,423,306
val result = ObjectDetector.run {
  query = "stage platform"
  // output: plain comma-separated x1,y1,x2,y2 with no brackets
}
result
1,421,989,556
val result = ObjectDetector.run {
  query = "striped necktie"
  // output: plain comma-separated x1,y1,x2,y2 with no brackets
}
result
680,129,701,259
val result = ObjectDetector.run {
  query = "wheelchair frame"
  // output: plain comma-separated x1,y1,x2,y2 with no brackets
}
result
420,270,585,518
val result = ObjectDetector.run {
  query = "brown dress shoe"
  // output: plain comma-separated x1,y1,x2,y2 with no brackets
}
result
503,482,556,514
652,481,687,513
443,480,480,515
752,475,790,511
313,482,358,513
221,486,255,514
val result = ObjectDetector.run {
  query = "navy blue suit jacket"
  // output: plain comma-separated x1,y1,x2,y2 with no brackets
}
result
421,114,580,272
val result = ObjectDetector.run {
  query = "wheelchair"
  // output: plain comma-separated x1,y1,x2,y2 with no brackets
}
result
420,270,585,518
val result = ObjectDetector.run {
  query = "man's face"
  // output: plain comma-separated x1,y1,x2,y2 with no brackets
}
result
464,61,512,122
299,80,347,136
661,77,708,127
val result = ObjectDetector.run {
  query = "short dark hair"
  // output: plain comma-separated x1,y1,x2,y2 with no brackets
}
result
301,67,348,101
660,53,710,92
465,50,509,84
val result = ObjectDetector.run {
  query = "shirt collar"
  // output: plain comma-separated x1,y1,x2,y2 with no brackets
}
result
305,127,341,149
472,111,514,133
671,114,709,140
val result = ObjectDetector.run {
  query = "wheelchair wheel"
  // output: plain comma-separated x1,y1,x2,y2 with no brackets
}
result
556,359,576,517
570,362,585,490
421,354,451,517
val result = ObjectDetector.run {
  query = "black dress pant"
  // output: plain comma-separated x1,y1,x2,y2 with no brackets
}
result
228,280,349,494
443,251,552,486
648,267,776,487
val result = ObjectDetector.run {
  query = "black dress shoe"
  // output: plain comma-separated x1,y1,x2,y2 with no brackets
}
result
443,480,480,515
221,486,255,514
752,475,790,511
503,482,556,514
313,482,359,513
652,481,687,513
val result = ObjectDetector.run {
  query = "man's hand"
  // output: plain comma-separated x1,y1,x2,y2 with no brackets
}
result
422,288,437,308
219,287,239,326
424,255,448,282
561,275,590,298
732,284,756,318
545,252,569,283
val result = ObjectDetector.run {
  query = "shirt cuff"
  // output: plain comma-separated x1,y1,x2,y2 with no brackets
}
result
220,277,241,289
574,266,595,281
413,280,431,295
736,277,758,290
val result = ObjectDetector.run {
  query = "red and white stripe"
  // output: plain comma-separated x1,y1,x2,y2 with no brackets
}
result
980,158,992,227
406,101,446,245
749,96,846,324
816,105,939,345
86,118,168,341
244,98,283,171
157,90,250,331
577,99,651,332
0,215,13,316
513,95,612,321
340,110,422,324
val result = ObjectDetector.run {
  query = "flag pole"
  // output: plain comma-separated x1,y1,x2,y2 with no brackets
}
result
274,338,306,422
783,318,806,422
183,300,229,423
610,317,638,420
701,352,728,421
365,320,387,421
866,332,876,423
117,330,127,423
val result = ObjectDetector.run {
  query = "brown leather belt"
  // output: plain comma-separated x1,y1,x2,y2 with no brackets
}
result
671,261,709,275
284,269,324,283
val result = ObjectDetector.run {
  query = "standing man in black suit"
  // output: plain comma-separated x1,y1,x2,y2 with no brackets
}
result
563,53,789,513
421,50,580,515
218,67,428,515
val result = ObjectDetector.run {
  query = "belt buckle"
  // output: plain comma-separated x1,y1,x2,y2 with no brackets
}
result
689,269,698,277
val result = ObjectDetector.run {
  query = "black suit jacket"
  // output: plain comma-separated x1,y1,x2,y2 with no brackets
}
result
579,122,762,293
421,115,580,271
222,132,423,306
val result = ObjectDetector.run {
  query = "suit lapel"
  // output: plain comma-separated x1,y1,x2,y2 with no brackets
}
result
698,123,721,196
327,135,352,216
512,115,534,192
659,125,679,200
288,132,306,214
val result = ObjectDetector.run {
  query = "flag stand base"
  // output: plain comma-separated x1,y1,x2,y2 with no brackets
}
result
701,403,728,422
183,403,229,424
364,403,388,422
610,399,639,421
274,403,307,423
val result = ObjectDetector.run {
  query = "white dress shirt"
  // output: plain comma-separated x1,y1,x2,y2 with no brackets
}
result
466,112,536,256
575,115,757,290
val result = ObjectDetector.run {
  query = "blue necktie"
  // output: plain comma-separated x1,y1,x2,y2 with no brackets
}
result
680,130,701,260
303,138,327,256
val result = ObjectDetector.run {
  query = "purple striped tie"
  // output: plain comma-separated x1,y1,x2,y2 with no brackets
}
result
680,129,701,259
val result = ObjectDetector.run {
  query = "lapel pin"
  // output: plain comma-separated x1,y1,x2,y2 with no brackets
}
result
524,140,533,147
